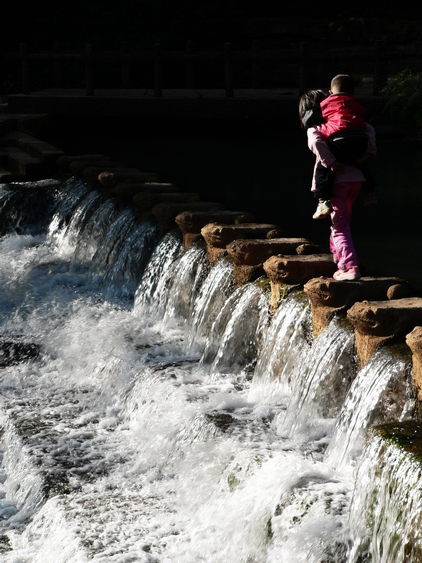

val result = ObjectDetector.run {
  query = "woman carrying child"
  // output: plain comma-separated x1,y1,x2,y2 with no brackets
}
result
298,76,378,281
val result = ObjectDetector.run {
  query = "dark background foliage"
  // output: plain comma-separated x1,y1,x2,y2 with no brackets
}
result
2,1,422,52
1,2,422,290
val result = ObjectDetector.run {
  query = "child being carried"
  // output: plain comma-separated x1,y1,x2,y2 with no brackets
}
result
300,74,377,219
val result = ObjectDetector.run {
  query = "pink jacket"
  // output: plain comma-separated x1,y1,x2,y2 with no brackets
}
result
307,123,377,191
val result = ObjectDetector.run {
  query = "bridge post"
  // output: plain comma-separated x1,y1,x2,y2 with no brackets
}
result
85,43,94,96
225,43,234,97
154,43,163,97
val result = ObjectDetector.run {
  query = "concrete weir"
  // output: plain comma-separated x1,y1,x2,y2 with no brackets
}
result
4,142,422,400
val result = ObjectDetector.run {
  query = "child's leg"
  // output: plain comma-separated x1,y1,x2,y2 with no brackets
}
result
314,162,335,201
312,163,334,219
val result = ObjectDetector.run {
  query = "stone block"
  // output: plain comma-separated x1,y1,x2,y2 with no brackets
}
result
175,210,255,234
228,239,319,267
201,223,283,249
406,326,422,400
263,254,336,311
304,276,414,336
98,169,159,188
263,253,334,281
348,297,422,367
70,161,123,177
347,298,422,337
175,211,256,249
151,201,226,235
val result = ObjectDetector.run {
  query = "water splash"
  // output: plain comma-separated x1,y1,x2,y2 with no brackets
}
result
200,282,270,375
0,176,419,562
348,423,422,562
134,231,183,312
88,207,159,299
324,348,413,470
188,257,235,350
72,198,121,265
249,293,311,404
47,179,89,240
278,318,356,443
161,242,210,324
0,180,60,237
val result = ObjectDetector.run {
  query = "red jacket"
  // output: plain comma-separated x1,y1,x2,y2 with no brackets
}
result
319,94,366,137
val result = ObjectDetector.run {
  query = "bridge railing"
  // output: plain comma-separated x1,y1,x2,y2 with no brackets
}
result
3,39,417,97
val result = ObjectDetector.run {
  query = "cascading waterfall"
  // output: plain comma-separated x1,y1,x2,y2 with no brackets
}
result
324,349,414,471
348,423,422,562
0,176,418,562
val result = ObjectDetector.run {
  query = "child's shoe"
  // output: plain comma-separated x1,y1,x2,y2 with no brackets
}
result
333,267,361,281
312,199,332,219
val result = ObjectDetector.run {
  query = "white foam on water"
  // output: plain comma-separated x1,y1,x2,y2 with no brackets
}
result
0,178,416,562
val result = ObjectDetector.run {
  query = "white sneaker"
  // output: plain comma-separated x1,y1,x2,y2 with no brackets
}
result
312,200,333,219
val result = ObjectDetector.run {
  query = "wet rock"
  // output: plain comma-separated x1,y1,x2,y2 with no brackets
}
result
202,223,283,249
151,201,226,235
41,469,73,497
0,533,12,554
228,238,316,266
347,297,422,367
406,326,422,400
175,210,255,248
0,339,41,367
109,181,179,202
85,166,135,189
56,154,111,172
373,420,422,455
97,169,159,188
205,411,234,432
69,160,123,178
223,240,322,288
304,277,414,337
201,224,284,263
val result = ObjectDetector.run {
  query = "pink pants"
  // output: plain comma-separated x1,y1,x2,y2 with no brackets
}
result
329,181,362,271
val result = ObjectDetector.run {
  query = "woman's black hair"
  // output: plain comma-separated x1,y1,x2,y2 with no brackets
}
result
298,89,327,127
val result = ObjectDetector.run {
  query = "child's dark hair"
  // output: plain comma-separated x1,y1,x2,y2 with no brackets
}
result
298,89,327,127
330,74,355,95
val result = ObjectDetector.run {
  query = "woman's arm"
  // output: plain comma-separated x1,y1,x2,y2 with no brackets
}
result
307,127,338,168
364,123,377,156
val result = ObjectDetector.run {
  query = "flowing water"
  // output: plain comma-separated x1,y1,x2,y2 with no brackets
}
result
0,177,419,562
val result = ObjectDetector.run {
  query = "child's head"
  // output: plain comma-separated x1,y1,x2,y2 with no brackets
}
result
299,89,327,125
330,74,355,95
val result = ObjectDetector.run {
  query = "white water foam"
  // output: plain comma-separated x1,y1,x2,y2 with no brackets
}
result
0,178,416,562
